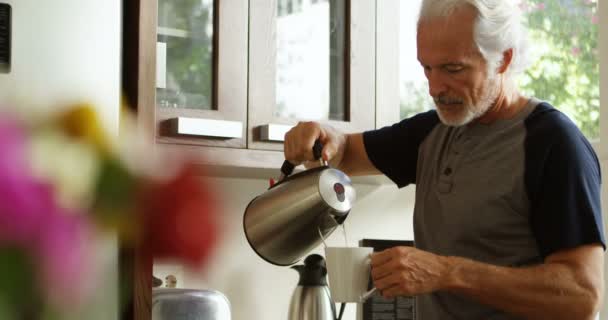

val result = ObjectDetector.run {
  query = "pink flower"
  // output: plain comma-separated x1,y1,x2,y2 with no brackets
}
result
518,2,530,13
591,14,598,25
0,115,28,175
37,210,96,309
0,115,48,246
571,47,581,56
537,3,546,10
0,113,96,309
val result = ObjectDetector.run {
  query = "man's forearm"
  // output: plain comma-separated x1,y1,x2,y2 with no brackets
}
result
337,133,379,175
444,253,602,320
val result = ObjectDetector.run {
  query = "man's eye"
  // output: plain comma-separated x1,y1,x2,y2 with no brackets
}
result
444,65,464,73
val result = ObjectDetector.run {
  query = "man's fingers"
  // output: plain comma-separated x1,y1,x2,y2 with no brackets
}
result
371,248,396,267
373,270,404,291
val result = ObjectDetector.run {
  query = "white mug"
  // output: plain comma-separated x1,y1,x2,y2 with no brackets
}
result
324,246,374,303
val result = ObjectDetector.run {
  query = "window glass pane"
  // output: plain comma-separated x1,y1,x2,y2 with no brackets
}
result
156,0,214,110
399,1,431,120
399,0,600,140
518,0,599,140
276,0,347,121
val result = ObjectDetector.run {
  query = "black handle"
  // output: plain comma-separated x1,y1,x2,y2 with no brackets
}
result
280,140,324,178
312,140,323,161
280,160,295,178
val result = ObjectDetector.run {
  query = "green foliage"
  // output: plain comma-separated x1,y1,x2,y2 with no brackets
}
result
157,0,214,109
0,248,40,319
400,0,599,139
400,81,432,120
519,0,599,139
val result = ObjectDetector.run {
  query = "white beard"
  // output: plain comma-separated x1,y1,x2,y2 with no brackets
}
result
435,76,500,127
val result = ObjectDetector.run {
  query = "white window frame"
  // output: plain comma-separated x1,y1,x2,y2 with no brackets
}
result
598,1,607,318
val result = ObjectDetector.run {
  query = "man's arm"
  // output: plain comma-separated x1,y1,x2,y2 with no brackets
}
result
284,122,380,175
336,133,379,176
371,244,604,320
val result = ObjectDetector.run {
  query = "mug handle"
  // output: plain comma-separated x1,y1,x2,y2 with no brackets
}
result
359,254,377,302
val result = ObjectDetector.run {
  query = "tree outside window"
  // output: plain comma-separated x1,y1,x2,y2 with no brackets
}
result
400,0,600,140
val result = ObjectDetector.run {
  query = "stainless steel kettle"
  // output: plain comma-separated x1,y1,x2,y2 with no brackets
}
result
151,288,231,320
243,141,356,266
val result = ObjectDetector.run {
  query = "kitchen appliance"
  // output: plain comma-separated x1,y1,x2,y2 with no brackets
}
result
243,141,356,266
152,288,231,320
288,254,345,320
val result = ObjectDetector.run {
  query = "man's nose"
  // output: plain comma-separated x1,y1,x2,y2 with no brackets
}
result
427,71,447,98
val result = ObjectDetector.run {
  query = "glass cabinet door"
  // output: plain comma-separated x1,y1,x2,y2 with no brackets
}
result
155,0,248,148
249,0,376,151
275,0,347,122
157,0,214,110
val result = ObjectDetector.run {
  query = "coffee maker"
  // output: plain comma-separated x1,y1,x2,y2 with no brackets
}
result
288,254,345,320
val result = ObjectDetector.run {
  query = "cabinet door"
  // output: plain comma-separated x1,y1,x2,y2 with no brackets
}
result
249,0,376,151
154,0,248,148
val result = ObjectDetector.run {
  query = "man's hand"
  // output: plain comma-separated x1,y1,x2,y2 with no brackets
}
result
370,244,604,320
284,121,346,168
370,246,451,298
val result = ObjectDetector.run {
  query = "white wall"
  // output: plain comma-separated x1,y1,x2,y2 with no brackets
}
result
0,1,122,319
154,178,416,320
0,0,121,134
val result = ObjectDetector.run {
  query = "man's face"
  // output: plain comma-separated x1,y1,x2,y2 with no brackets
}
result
417,6,500,126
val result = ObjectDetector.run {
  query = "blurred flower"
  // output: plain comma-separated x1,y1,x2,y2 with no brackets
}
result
0,113,96,314
53,103,113,156
140,163,218,268
0,103,220,319
591,14,598,25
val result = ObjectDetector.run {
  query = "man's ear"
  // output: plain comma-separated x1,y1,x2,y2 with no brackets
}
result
498,48,514,74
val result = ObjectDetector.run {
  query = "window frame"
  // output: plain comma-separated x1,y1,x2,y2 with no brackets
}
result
598,1,606,319
599,0,607,161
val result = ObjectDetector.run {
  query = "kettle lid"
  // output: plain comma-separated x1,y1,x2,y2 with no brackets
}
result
291,254,328,286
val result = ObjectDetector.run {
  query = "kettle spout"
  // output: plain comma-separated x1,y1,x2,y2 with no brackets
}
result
334,213,348,225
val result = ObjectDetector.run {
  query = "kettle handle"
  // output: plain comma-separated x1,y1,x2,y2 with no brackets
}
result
280,140,324,178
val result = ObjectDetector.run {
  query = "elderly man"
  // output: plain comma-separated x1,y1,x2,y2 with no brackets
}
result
283,0,605,319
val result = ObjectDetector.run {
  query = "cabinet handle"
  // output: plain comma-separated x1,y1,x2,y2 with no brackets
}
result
156,42,167,89
167,117,243,139
259,124,294,142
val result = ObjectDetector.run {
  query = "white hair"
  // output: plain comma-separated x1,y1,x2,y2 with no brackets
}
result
418,0,531,77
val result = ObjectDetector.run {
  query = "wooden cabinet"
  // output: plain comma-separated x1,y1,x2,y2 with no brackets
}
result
125,0,386,171
248,0,376,151
121,1,397,319
135,0,248,150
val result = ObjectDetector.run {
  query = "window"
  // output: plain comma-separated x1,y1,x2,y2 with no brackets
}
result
397,0,600,142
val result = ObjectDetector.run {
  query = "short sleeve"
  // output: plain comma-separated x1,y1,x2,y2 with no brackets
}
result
362,110,439,188
525,104,605,258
